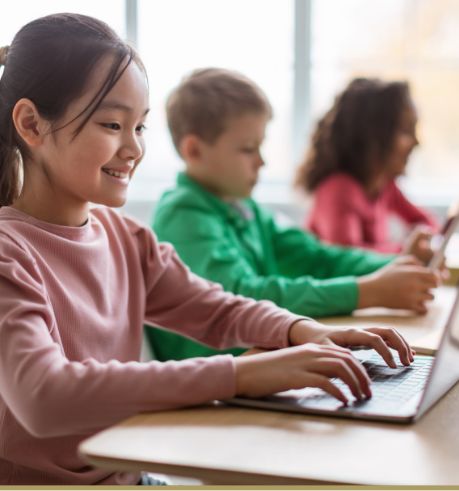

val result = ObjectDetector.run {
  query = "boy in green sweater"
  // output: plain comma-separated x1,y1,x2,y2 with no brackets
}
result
147,68,438,360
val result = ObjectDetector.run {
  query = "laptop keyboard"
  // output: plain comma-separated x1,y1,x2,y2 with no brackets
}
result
299,351,434,410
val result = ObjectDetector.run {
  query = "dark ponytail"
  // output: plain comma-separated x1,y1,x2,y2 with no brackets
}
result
0,13,143,207
0,45,20,207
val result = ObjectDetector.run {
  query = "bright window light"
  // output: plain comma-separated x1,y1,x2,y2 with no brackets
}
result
134,0,294,201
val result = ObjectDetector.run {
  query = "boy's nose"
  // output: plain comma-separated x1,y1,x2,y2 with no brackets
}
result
256,151,265,168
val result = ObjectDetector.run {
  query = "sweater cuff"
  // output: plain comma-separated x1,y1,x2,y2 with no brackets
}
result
207,354,238,400
319,276,359,313
255,305,306,349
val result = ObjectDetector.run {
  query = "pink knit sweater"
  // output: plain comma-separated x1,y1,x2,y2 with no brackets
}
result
307,173,438,253
0,206,301,484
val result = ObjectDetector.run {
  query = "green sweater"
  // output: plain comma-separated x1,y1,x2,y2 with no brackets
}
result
147,172,392,360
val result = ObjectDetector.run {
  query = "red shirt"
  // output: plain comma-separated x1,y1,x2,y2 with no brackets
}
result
307,173,438,253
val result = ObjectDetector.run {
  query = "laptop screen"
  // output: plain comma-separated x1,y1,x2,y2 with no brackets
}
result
416,285,459,419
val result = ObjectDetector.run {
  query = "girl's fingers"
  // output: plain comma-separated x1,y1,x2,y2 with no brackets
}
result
310,356,370,400
419,272,439,288
413,301,428,315
327,326,415,367
303,373,348,405
341,353,373,397
343,330,397,368
303,344,371,396
328,350,372,397
365,327,413,365
419,291,435,302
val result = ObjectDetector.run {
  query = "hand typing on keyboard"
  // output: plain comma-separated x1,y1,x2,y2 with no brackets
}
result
289,320,415,368
234,320,415,406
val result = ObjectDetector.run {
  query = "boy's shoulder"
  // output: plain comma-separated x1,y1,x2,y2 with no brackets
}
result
154,181,225,241
153,177,269,240
157,182,206,209
156,182,265,221
156,175,226,219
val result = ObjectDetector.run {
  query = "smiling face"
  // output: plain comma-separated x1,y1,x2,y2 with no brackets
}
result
15,55,149,225
188,112,269,200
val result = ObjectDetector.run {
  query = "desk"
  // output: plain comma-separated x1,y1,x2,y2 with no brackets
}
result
79,286,459,485
320,284,457,354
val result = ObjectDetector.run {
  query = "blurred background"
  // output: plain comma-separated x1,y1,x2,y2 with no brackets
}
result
2,0,458,223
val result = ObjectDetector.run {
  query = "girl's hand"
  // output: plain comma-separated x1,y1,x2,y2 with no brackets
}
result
288,320,415,367
234,342,371,404
402,225,434,264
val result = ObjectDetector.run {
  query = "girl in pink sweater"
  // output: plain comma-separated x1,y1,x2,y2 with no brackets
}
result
0,15,415,484
295,78,438,257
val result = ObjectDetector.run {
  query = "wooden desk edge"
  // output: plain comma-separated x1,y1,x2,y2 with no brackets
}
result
79,448,338,486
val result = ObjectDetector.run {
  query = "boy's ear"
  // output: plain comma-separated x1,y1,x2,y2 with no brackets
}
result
179,134,205,164
12,98,47,147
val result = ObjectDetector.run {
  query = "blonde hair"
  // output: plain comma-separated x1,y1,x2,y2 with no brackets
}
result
166,67,272,153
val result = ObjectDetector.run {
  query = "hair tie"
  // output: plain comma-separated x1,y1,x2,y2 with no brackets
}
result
0,46,9,66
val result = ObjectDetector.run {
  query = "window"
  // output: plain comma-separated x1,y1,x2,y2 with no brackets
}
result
135,0,459,206
2,1,458,206
0,0,125,45
310,0,459,205
133,0,294,201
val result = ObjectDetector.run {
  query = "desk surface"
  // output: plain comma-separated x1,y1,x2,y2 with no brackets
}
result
320,284,457,354
79,286,459,485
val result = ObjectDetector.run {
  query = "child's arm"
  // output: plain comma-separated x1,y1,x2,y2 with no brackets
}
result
389,182,439,230
0,232,413,437
154,206,390,317
137,225,424,391
271,215,440,314
270,215,394,278
138,227,301,350
0,234,288,438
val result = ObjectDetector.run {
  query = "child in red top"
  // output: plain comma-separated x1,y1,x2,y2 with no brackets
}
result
295,78,438,255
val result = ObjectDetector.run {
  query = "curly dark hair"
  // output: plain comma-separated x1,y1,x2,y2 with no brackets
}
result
295,77,412,192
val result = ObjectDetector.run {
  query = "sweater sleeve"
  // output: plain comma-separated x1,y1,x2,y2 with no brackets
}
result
0,233,294,439
154,204,392,317
132,224,300,349
388,182,439,231
269,209,393,278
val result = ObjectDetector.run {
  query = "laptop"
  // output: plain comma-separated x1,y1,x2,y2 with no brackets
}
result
227,284,459,424
429,201,459,269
